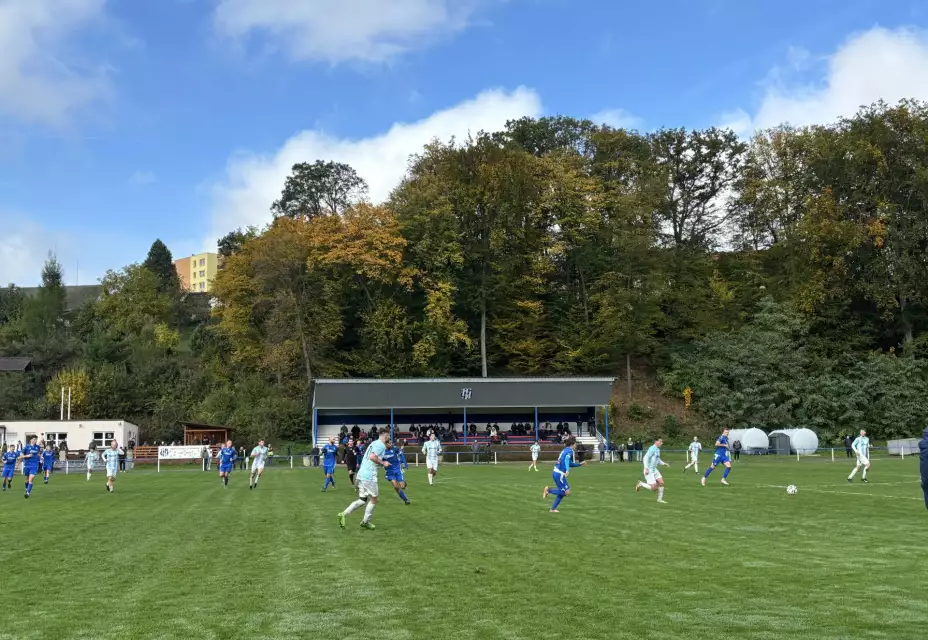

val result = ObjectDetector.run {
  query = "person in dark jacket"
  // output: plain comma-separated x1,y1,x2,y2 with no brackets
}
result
920,428,928,511
844,434,854,458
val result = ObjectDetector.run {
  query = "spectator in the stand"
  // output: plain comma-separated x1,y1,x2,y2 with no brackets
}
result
635,439,643,462
469,423,477,437
627,438,634,462
351,425,361,441
370,425,379,440
844,434,854,458
732,440,742,461
239,446,247,470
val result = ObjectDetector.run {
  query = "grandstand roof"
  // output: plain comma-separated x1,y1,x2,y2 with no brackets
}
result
0,357,33,372
312,377,615,410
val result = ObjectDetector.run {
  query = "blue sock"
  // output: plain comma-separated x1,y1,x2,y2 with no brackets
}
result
398,490,408,502
548,488,565,497
551,494,564,510
723,467,731,479
26,482,32,492
704,467,713,478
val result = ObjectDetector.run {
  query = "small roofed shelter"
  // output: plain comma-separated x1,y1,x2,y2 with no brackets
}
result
0,357,33,373
311,377,616,444
181,421,230,446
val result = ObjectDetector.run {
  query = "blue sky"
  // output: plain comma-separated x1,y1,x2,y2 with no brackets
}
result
2,0,928,286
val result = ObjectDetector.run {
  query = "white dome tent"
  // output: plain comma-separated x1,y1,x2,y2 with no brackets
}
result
769,428,819,455
740,427,769,453
791,428,819,455
727,429,747,447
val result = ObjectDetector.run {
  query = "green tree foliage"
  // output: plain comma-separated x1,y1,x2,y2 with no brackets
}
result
143,239,180,294
271,160,369,219
9,100,928,444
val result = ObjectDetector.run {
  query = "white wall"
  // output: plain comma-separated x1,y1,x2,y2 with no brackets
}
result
0,421,138,451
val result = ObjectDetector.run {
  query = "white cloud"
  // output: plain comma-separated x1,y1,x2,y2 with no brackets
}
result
129,170,156,186
207,86,542,248
212,0,496,63
0,0,110,126
731,27,928,134
590,108,642,130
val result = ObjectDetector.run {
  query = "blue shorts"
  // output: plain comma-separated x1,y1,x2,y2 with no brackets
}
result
713,453,730,465
1,468,13,479
23,466,38,477
43,464,53,472
386,472,405,484
553,471,570,492
324,464,335,475
219,464,233,473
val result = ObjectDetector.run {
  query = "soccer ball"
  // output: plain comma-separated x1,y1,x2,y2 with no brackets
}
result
786,484,798,495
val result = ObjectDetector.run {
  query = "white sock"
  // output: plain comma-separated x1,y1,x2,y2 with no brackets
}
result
862,468,867,479
362,501,376,523
658,485,664,501
428,474,433,485
637,481,649,489
343,499,365,516
695,465,699,473
849,466,859,479
86,472,90,481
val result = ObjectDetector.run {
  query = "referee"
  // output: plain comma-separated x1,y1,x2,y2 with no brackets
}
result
344,438,358,486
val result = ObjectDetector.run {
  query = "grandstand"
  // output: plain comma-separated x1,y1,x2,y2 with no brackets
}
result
311,377,615,452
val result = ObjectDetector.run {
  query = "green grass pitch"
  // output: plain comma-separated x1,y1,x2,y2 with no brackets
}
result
3,452,926,640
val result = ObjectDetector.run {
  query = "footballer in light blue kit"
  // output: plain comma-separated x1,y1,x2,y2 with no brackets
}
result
383,439,410,505
338,431,390,530
321,437,339,492
848,429,871,483
1,445,17,491
543,436,584,512
702,428,732,486
42,445,56,484
21,435,41,499
636,438,670,503
249,440,269,490
218,440,237,487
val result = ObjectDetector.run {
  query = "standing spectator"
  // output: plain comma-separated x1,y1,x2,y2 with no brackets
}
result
920,428,928,511
472,440,480,465
239,446,247,470
844,434,854,458
635,439,643,462
118,445,127,473
732,440,742,461
626,438,634,462
351,424,361,441
201,445,210,472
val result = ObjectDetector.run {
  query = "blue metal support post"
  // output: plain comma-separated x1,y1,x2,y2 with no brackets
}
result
534,407,539,441
604,405,610,449
390,408,394,442
463,406,468,444
313,408,318,445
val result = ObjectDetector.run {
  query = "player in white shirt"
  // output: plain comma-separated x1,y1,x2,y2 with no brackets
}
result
102,440,120,492
249,439,270,489
635,438,670,503
422,433,442,485
85,448,98,481
683,437,702,474
848,429,871,483
338,431,390,530
529,441,541,472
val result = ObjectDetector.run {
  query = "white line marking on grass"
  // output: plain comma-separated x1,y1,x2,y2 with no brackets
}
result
759,484,924,501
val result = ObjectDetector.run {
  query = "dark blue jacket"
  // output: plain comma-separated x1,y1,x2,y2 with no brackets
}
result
919,428,928,510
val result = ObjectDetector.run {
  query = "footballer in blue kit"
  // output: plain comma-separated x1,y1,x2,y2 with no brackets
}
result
383,439,410,505
321,437,338,492
702,428,732,486
42,445,56,483
543,436,584,512
217,440,237,487
2,444,17,491
21,435,41,499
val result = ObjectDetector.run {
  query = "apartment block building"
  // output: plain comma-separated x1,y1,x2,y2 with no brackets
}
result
174,252,220,293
